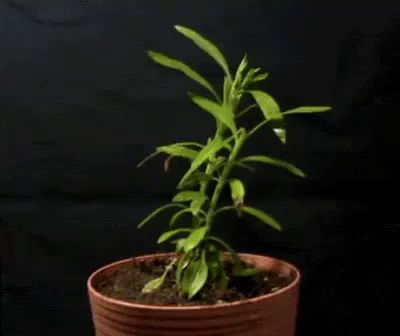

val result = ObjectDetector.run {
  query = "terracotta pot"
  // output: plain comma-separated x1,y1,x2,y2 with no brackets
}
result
87,253,300,336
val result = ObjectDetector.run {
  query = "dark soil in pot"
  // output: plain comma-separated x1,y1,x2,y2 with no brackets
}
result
96,256,294,306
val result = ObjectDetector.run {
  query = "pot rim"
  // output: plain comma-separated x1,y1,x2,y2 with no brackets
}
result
87,252,300,311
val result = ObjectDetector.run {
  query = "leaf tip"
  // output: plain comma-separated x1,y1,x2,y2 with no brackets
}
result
147,50,158,60
297,170,307,178
174,25,184,32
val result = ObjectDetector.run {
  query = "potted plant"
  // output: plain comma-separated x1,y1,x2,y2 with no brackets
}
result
87,25,331,336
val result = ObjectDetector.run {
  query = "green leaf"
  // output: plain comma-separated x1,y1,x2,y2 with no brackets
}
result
240,155,306,177
157,144,198,160
148,50,220,101
190,95,236,135
176,253,191,284
249,90,286,144
232,54,248,89
229,179,246,207
165,142,204,149
183,226,208,253
173,191,207,203
252,73,269,82
178,171,214,189
284,106,332,115
157,228,192,244
190,197,207,216
137,151,160,168
175,239,186,253
137,203,185,228
223,76,232,105
233,161,254,172
241,67,264,88
241,206,282,231
141,275,165,293
233,267,261,277
181,251,209,298
175,25,231,78
178,136,231,187
142,258,176,293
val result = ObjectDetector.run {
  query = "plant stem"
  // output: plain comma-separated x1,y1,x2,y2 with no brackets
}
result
248,119,270,137
205,130,247,229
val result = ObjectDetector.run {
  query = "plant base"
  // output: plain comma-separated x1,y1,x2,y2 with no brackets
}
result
88,253,301,336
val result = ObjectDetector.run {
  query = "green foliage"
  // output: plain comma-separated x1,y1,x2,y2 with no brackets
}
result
180,250,209,298
249,90,286,143
137,25,331,299
175,25,231,78
240,155,306,177
241,206,282,231
148,51,220,101
190,94,236,134
284,106,332,115
142,258,176,293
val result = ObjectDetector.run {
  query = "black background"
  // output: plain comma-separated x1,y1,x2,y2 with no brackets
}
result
1,1,398,335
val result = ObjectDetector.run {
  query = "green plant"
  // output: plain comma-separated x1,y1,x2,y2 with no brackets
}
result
137,25,331,299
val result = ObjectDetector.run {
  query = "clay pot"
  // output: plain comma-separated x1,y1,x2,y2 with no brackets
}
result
87,253,300,336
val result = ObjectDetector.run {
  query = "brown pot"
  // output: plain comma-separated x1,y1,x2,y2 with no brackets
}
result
87,253,301,336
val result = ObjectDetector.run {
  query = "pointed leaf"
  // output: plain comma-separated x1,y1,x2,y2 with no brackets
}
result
137,151,160,168
141,258,176,293
157,144,198,160
173,191,207,203
181,251,209,298
148,51,220,100
157,228,192,244
240,155,306,177
175,25,231,77
232,54,248,89
242,206,282,231
179,171,214,189
284,106,332,115
165,141,204,149
252,73,269,82
191,95,236,134
183,226,208,252
233,161,254,171
176,253,191,284
190,196,207,216
223,76,232,105
137,204,185,228
141,275,165,293
249,90,286,143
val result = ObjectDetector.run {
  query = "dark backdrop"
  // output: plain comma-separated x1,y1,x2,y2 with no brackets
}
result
1,1,398,335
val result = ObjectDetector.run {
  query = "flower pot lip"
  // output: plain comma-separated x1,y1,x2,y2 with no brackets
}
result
88,252,300,311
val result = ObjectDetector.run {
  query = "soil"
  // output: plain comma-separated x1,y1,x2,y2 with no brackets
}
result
96,257,294,306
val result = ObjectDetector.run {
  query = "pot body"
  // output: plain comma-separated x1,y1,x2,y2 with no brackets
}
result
88,253,300,336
